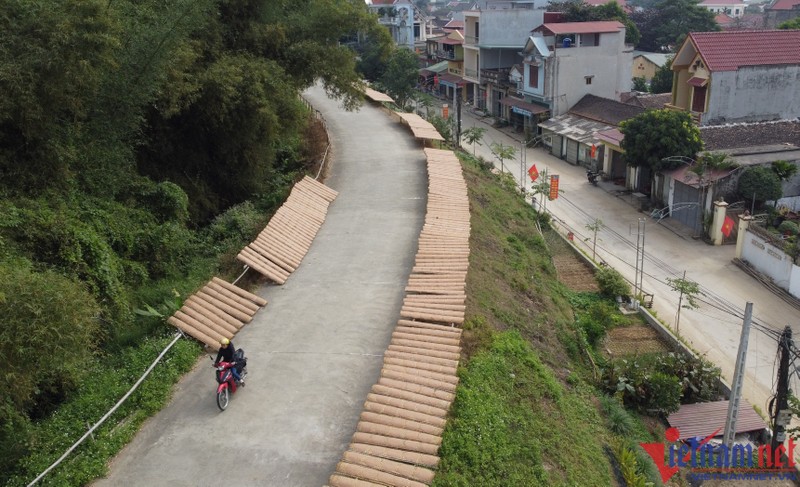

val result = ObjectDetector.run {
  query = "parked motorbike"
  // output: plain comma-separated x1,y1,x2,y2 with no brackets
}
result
212,349,247,411
587,170,599,186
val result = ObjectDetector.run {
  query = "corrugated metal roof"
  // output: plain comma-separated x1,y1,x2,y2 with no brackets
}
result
539,114,612,144
667,400,767,440
689,30,800,72
534,21,625,36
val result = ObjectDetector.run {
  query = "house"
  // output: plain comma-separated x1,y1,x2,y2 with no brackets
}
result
632,51,670,81
539,94,643,168
656,121,800,233
520,21,633,118
462,2,545,116
668,30,800,126
622,92,671,109
700,0,747,17
715,12,766,30
369,0,427,50
765,0,800,28
429,30,466,98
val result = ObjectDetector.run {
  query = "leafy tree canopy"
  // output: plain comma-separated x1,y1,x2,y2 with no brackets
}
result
380,47,421,108
619,109,703,171
547,0,641,45
778,17,800,29
649,56,674,94
738,166,783,205
630,0,719,52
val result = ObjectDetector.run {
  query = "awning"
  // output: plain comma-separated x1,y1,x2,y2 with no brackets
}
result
499,97,549,118
687,76,708,87
667,399,766,441
419,61,449,77
663,164,738,188
438,73,465,88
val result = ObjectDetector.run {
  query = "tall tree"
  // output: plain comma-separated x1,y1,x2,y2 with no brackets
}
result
619,109,703,172
380,48,421,108
631,0,719,52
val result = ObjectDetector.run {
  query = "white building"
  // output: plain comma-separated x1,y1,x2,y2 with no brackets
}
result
699,0,747,18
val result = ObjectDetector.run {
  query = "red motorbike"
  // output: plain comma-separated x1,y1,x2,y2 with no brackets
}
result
212,349,247,411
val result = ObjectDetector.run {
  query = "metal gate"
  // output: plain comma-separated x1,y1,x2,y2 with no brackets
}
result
672,180,702,233
566,138,579,164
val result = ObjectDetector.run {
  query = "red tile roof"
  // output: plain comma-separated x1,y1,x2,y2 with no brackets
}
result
534,21,625,35
689,30,800,71
768,0,800,9
714,12,735,26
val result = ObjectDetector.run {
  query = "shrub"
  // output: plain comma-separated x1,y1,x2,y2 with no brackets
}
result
778,220,799,236
738,166,782,207
595,267,631,300
646,372,681,414
600,395,635,436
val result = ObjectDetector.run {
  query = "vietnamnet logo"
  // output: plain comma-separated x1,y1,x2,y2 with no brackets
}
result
640,427,798,482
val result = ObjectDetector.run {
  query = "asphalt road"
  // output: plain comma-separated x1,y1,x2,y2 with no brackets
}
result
93,85,427,486
457,106,800,432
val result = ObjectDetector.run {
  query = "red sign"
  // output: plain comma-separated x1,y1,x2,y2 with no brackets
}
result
590,144,597,158
549,174,559,200
528,164,539,182
442,104,449,118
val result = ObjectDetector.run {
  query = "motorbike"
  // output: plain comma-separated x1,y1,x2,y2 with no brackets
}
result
212,349,247,411
587,170,599,186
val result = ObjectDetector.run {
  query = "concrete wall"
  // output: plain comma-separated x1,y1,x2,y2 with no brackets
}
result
478,9,544,47
706,65,800,125
741,230,794,289
481,47,521,69
548,32,632,115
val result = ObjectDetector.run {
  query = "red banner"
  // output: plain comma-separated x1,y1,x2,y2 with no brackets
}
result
721,215,735,237
549,174,559,200
528,164,539,182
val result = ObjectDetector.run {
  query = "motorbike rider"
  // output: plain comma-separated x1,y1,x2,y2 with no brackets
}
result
214,337,243,385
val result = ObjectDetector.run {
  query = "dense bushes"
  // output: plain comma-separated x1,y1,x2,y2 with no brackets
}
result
596,267,631,299
601,352,721,413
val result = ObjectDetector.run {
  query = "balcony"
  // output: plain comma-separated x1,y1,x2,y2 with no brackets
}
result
463,68,479,81
481,68,511,86
665,103,703,123
436,50,458,61
464,35,479,46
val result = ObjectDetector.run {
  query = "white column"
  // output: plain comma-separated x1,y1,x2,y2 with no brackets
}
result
735,213,754,259
711,199,729,246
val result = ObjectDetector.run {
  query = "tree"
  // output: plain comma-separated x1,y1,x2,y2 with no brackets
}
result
666,271,702,334
461,126,487,155
632,76,649,92
380,48,420,108
778,17,800,29
490,142,517,174
738,166,783,208
620,109,703,172
772,160,799,182
356,24,394,81
585,218,603,261
631,0,719,52
649,57,674,94
547,0,641,45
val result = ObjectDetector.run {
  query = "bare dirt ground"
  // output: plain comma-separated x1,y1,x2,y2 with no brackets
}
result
547,235,600,292
604,325,670,357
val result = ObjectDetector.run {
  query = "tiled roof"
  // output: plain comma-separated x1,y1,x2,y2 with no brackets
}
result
715,12,735,26
534,21,625,35
444,20,464,28
689,30,800,71
700,0,745,5
700,119,800,150
568,94,645,126
768,0,800,9
584,0,627,6
632,51,671,67
623,93,672,109
539,114,613,145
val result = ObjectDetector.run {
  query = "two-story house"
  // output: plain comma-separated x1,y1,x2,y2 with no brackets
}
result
462,2,545,114
426,30,466,99
668,30,800,125
520,21,633,118
699,0,747,17
370,0,427,50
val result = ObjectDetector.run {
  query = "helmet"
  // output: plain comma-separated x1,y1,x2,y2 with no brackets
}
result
220,337,230,346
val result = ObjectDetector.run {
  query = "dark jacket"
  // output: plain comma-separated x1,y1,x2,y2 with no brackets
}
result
215,342,236,364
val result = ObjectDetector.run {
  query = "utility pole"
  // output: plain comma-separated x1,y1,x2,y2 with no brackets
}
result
771,326,793,453
631,219,646,300
723,302,753,450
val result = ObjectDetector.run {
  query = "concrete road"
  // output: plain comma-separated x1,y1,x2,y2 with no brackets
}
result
458,106,800,428
94,85,427,486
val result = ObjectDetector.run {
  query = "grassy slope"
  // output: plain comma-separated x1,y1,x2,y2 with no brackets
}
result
434,154,619,487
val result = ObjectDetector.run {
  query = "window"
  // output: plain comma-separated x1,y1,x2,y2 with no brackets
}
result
585,75,594,85
529,64,539,89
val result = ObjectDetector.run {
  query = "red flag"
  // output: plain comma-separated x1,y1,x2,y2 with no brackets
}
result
590,144,597,158
721,215,735,238
528,164,539,182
